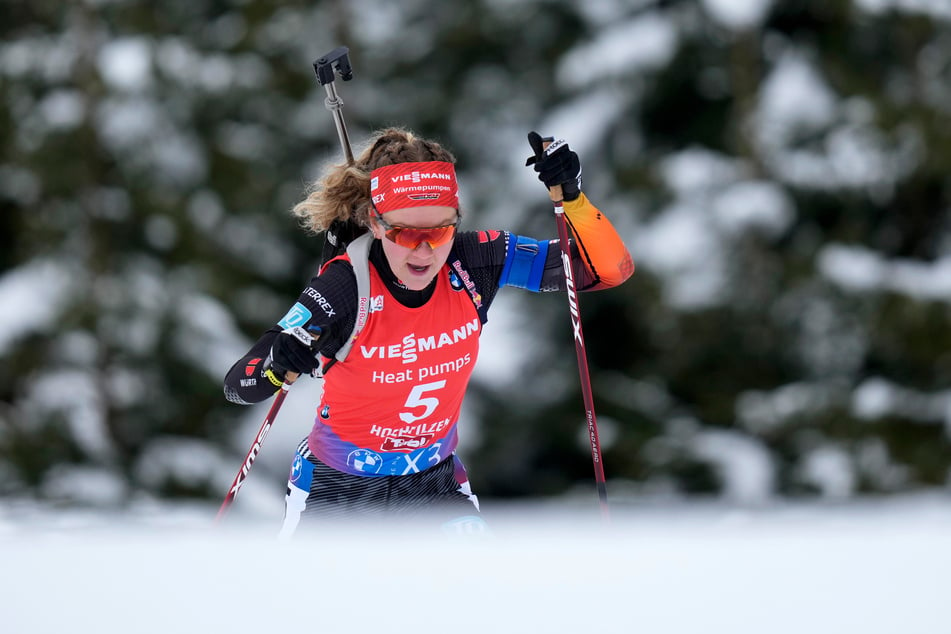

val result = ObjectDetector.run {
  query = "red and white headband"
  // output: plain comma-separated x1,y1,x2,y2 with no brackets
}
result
369,161,459,214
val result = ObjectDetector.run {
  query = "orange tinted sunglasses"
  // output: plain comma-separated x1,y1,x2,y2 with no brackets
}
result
375,212,459,249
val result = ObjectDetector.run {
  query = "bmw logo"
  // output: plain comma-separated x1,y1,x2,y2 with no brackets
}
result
347,449,383,474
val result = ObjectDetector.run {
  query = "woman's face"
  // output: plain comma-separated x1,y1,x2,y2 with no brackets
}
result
370,205,459,291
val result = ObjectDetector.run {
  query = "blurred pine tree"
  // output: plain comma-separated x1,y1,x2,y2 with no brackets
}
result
1,0,948,509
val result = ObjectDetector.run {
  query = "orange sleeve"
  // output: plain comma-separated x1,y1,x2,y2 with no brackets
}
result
563,193,635,290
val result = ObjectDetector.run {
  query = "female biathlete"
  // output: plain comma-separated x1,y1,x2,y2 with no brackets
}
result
223,128,633,535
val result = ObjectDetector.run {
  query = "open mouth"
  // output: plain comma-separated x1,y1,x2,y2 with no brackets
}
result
407,263,430,274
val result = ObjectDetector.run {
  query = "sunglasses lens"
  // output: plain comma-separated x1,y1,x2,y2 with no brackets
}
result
386,225,456,249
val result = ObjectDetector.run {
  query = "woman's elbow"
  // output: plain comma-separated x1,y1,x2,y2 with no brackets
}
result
589,250,635,290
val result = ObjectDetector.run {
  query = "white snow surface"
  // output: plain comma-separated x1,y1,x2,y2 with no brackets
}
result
1,496,949,634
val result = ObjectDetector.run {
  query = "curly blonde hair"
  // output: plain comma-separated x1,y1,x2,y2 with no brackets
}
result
292,127,457,234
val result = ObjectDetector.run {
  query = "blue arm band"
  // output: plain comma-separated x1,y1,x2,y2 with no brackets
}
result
498,234,550,292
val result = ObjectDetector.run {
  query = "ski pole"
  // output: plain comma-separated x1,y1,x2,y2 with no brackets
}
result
215,372,299,523
312,45,365,265
216,48,356,523
217,48,355,522
313,46,355,165
530,134,610,523
216,324,320,521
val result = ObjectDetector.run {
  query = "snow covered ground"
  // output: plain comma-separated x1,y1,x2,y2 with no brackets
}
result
2,494,949,634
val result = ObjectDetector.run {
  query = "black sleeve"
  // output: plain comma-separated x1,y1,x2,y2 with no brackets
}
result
448,231,510,322
223,260,358,405
537,238,598,292
448,230,596,313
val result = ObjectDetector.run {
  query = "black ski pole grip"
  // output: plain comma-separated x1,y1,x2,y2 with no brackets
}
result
312,45,356,165
314,46,353,86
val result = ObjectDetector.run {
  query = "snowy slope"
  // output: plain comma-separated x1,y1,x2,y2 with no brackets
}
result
2,496,949,634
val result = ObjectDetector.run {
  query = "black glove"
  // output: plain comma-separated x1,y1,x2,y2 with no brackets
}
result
525,131,582,201
269,326,321,376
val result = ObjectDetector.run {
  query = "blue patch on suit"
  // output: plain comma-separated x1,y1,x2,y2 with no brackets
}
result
278,302,312,329
289,452,314,490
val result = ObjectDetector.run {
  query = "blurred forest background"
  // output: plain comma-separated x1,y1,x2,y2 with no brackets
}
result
2,0,950,516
